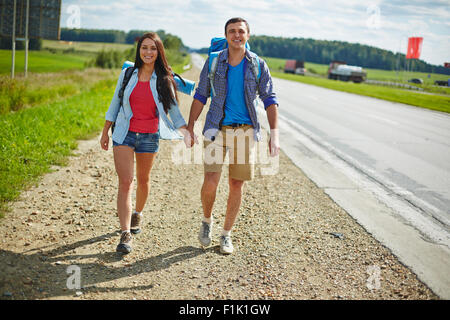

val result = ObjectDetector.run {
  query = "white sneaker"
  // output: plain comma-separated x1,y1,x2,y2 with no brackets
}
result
219,235,234,254
198,221,212,247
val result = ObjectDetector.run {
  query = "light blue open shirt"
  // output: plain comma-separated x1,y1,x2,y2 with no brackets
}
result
105,67,186,144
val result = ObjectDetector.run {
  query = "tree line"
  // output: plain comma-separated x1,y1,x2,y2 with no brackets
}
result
198,35,449,75
60,28,187,52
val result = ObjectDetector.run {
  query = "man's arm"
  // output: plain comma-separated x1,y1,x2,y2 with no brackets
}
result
266,104,280,157
185,98,204,147
184,56,211,147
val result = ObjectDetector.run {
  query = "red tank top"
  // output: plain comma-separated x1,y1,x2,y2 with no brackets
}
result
129,81,159,133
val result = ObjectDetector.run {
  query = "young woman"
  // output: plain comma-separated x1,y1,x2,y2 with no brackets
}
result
100,32,188,254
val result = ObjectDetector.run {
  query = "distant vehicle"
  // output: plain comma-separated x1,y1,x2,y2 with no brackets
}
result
284,60,306,75
328,60,366,83
408,78,423,84
434,80,448,86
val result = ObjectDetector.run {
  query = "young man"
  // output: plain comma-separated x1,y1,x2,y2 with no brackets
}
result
186,17,279,254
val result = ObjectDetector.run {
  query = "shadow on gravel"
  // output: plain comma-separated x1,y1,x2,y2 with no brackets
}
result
0,232,215,300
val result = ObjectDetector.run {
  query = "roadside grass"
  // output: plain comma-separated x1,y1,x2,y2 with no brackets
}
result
169,51,192,75
0,78,116,217
272,71,450,113
0,68,118,114
0,52,191,218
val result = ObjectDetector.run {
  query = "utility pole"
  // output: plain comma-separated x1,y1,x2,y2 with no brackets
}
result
25,0,29,78
11,0,16,78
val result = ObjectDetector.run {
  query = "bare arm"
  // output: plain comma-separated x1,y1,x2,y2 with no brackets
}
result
185,99,205,147
266,104,280,157
100,120,114,151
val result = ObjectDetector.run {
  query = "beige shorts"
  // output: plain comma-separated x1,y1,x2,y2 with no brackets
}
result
204,125,256,181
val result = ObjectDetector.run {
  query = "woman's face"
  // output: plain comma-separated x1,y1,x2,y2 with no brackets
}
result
140,38,158,65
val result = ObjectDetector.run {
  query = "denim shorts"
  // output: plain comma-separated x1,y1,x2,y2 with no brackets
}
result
113,130,160,153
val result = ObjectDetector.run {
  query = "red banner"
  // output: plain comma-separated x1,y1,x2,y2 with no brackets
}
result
444,62,450,68
406,37,423,59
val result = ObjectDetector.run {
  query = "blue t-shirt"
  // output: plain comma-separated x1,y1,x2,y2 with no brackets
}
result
222,58,252,126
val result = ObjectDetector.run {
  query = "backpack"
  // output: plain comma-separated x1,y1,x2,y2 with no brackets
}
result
207,37,261,98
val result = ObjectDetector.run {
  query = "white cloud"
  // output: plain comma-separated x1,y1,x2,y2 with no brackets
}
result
61,0,450,65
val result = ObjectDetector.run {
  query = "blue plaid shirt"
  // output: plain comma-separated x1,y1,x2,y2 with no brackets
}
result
194,49,278,141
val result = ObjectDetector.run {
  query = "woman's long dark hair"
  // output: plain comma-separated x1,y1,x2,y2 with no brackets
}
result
134,32,178,113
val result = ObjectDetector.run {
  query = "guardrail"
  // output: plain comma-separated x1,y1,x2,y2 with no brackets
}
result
365,80,424,91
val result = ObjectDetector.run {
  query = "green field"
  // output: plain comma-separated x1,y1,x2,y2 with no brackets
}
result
1,40,133,74
263,56,450,85
42,39,134,53
273,71,449,113
262,56,450,113
0,49,91,74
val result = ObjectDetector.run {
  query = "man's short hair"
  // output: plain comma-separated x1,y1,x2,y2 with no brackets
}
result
225,17,250,35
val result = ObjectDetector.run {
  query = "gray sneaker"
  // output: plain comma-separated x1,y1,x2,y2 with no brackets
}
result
219,235,234,254
198,221,212,247
116,231,132,254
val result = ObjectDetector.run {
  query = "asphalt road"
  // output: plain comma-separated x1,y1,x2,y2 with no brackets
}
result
272,76,450,233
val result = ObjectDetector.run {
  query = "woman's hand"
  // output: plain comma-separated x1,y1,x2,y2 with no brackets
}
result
100,132,110,151
100,121,113,150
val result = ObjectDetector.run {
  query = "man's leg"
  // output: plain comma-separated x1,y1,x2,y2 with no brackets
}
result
199,136,226,247
223,177,245,231
201,171,221,219
219,126,254,254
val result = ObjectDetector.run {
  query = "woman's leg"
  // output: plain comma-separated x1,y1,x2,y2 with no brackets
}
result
135,152,158,212
113,146,135,232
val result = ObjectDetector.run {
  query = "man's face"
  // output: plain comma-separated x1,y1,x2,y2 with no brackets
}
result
225,22,250,50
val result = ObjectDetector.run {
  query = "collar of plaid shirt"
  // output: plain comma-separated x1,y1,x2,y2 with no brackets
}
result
194,49,278,142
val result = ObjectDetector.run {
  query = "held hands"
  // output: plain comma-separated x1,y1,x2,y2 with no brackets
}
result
182,126,198,148
269,129,280,157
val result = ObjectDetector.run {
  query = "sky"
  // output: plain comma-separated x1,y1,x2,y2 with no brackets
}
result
61,0,450,66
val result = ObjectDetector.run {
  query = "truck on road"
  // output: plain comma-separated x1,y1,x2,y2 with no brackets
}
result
328,60,366,83
284,60,306,75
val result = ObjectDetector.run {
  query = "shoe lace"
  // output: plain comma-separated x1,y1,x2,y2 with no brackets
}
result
121,232,131,243
221,235,231,246
202,222,211,238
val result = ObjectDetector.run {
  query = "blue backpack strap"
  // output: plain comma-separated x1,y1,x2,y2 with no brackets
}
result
119,66,135,107
253,55,261,82
249,53,261,94
208,51,220,98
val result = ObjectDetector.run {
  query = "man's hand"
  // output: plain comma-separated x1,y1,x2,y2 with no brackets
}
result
269,129,280,157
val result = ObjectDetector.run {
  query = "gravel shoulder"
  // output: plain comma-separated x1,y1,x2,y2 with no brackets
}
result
0,66,438,300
